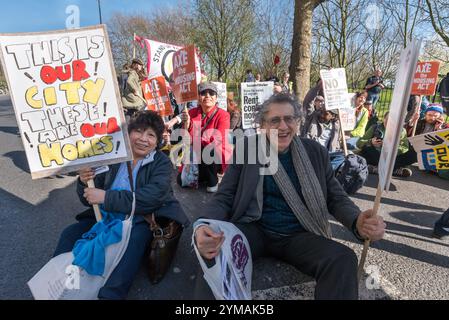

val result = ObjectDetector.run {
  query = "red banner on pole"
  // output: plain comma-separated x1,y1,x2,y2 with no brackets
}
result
141,76,173,117
411,61,440,96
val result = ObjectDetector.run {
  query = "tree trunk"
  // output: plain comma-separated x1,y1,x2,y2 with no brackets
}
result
289,0,324,102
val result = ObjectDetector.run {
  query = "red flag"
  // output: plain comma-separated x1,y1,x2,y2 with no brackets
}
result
274,54,280,65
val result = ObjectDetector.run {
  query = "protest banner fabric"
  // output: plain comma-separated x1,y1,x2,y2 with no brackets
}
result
411,61,440,96
0,25,132,179
241,82,274,129
320,68,351,111
134,37,181,83
212,82,227,110
378,38,421,190
141,76,173,117
172,45,198,104
408,128,449,171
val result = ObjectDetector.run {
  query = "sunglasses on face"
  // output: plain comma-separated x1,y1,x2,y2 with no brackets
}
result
265,115,298,127
200,90,217,97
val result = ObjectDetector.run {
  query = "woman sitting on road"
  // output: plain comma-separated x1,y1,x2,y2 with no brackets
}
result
53,110,189,300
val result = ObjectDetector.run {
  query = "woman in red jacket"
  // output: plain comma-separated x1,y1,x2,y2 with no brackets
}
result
179,82,231,192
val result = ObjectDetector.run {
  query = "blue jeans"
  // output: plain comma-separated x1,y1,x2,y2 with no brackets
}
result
329,151,345,171
346,137,359,150
53,209,153,300
368,93,380,108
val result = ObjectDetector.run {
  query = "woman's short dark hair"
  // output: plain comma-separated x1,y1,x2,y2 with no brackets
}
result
355,91,368,98
254,93,302,127
128,110,165,148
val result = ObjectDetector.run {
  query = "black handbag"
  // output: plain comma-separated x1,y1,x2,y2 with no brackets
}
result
144,214,183,284
126,162,183,284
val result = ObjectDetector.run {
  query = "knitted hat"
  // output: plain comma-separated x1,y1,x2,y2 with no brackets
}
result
426,104,444,115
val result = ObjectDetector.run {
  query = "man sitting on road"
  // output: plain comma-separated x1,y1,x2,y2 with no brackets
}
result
193,93,385,300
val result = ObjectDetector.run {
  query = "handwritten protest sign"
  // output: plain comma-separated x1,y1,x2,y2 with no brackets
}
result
241,82,274,129
0,25,132,179
172,45,198,104
320,68,351,111
339,108,356,131
408,128,449,171
411,61,440,96
378,39,421,190
141,76,173,116
212,82,227,110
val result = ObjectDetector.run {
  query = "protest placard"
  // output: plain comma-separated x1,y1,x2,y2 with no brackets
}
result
141,76,173,117
320,68,351,111
378,39,422,191
172,45,198,104
338,107,356,132
241,82,274,129
408,128,449,171
0,25,132,179
212,82,227,110
411,61,440,96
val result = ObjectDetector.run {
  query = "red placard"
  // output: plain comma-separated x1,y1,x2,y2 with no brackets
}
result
411,61,440,96
141,76,173,117
172,45,198,103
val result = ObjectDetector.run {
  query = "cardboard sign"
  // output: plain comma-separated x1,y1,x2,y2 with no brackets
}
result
411,61,440,96
320,68,351,111
212,82,227,110
172,45,198,104
408,128,449,171
241,82,274,129
0,25,132,179
339,108,356,131
378,39,422,190
141,76,173,116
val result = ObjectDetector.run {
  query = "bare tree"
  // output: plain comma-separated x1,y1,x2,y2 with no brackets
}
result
289,0,326,102
381,0,424,48
107,8,191,71
424,0,449,47
190,0,257,82
252,0,294,80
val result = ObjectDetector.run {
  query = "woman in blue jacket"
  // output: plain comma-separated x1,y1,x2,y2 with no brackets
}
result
53,110,189,299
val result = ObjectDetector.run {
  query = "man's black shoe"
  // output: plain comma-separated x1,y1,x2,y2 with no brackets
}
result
433,225,449,240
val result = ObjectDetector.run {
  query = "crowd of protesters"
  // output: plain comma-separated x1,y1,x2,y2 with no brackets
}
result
63,59,448,301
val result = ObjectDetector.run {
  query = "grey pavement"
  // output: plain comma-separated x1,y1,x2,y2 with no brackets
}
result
0,94,448,300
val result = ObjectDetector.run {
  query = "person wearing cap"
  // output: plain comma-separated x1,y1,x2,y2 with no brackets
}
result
406,103,448,136
178,82,231,193
121,58,146,117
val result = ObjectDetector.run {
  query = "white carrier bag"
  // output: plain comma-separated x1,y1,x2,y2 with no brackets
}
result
192,219,252,300
27,194,136,300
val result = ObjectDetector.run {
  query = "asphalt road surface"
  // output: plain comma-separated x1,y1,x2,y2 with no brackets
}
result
0,94,448,300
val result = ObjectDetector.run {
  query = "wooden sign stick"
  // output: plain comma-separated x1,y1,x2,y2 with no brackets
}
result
87,179,103,222
411,96,423,137
357,184,383,281
338,109,349,156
